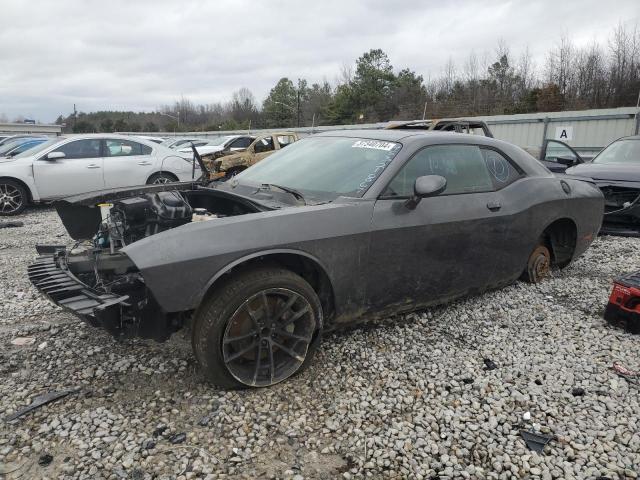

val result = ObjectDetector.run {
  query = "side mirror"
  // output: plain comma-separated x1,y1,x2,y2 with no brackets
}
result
405,175,447,210
45,151,65,160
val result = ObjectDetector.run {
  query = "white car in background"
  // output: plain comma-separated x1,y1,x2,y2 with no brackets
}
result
176,135,254,158
0,134,200,215
136,135,166,144
161,137,205,149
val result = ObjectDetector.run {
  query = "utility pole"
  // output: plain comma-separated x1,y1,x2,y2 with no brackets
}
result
296,89,301,128
73,103,77,131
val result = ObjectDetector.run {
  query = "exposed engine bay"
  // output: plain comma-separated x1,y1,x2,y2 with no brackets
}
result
37,185,267,341
94,190,259,250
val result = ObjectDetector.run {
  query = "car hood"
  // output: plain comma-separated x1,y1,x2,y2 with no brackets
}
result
566,163,640,183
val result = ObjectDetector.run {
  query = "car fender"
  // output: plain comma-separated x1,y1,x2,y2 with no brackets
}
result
122,200,374,315
0,159,40,201
195,247,334,310
161,155,193,174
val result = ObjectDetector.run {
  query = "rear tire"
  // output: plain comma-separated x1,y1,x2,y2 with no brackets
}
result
147,172,178,184
521,243,551,283
0,179,28,216
192,267,323,388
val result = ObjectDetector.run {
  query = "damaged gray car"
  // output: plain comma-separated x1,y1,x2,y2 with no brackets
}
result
29,130,604,388
566,135,640,237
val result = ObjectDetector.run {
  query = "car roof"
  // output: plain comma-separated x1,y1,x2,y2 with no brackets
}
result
314,128,467,142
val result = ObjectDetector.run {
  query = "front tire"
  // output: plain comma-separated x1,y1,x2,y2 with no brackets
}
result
192,267,323,388
0,179,28,216
146,172,178,185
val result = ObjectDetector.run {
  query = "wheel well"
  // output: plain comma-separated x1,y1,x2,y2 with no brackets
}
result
148,171,178,182
541,218,577,268
203,253,336,323
0,176,33,202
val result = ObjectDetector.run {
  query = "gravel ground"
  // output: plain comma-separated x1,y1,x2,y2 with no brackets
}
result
1,208,639,480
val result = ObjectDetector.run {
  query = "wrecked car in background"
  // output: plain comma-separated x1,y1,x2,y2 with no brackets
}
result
386,119,494,137
177,135,255,161
523,139,594,174
566,135,640,236
206,132,298,179
29,130,603,388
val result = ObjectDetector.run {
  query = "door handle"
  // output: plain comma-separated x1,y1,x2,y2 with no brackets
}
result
486,201,501,211
137,161,152,166
86,164,101,169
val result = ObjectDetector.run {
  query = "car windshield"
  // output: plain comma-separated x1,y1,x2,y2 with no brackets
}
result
12,138,63,159
593,139,640,164
11,140,46,154
235,136,402,198
0,140,25,155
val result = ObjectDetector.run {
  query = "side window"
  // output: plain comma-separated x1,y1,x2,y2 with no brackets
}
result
105,139,151,157
229,137,252,149
277,135,295,148
254,137,275,153
54,139,102,159
480,148,523,189
544,140,577,162
383,145,494,197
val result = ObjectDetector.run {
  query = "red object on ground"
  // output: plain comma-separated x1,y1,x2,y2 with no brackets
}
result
604,271,640,333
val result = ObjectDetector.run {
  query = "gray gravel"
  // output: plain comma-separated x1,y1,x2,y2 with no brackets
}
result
1,208,639,479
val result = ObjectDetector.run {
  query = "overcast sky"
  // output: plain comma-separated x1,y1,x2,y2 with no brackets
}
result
0,0,638,123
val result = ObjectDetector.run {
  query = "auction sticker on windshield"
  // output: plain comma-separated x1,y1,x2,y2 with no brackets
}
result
352,140,396,151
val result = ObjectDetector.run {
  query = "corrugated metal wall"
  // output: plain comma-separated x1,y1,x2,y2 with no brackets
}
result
124,107,639,155
461,107,639,156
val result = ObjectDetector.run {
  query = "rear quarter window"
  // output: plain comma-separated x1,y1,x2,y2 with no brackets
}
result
481,148,523,189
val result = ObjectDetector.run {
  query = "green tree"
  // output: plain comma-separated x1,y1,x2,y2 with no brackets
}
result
100,118,114,132
304,81,333,126
113,118,128,132
73,120,94,133
144,121,159,132
352,49,396,121
262,78,298,128
390,69,427,119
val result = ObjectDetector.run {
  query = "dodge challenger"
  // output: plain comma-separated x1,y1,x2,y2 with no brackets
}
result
28,130,604,388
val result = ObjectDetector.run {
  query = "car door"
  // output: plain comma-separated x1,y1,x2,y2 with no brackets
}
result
365,144,510,313
102,139,155,188
251,136,276,165
540,140,583,173
33,138,105,199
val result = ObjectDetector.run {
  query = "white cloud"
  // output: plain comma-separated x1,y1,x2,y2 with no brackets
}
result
0,0,637,122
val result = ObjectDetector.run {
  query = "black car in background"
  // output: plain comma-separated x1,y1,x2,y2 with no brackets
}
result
29,130,603,388
566,135,640,236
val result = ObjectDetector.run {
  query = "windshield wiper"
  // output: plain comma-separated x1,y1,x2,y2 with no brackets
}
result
260,183,306,205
